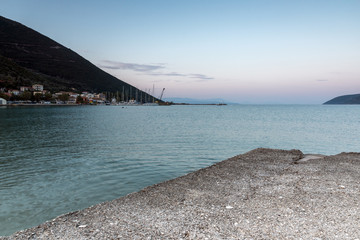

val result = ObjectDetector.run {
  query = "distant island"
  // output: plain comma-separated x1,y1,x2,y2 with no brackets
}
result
323,94,360,104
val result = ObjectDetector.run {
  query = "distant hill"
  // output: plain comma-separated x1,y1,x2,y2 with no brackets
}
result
324,94,360,104
0,16,154,100
164,97,233,104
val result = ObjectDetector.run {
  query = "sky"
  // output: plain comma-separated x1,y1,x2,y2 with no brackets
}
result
1,0,359,104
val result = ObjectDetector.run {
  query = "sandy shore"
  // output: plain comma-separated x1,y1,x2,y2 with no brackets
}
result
2,148,360,239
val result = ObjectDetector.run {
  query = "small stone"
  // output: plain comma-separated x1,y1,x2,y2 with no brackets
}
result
226,205,233,209
78,225,87,228
339,185,345,189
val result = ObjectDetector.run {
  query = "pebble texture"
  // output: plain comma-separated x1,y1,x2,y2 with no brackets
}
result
2,148,360,239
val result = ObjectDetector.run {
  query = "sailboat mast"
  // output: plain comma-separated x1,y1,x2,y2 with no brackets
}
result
152,84,155,103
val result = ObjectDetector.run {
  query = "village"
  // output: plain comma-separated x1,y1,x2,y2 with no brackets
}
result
0,84,122,106
0,84,161,106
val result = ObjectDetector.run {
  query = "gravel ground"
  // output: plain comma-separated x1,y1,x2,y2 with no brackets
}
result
2,148,360,239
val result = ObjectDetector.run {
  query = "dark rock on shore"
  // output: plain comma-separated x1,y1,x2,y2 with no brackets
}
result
2,148,360,239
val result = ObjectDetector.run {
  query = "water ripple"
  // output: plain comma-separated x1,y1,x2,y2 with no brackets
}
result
1,105,360,235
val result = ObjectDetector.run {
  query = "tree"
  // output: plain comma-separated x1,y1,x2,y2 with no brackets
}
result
58,93,69,103
0,92,9,100
34,93,43,102
19,91,32,101
43,92,53,101
76,95,84,104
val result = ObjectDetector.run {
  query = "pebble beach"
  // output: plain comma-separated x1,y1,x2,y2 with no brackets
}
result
2,148,360,239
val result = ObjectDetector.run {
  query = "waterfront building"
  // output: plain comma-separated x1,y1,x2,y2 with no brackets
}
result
0,97,7,105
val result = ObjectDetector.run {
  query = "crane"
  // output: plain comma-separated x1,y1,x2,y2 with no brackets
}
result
157,88,172,105
159,88,165,101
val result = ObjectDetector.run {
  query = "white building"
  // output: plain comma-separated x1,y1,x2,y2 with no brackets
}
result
8,89,20,95
20,86,31,92
0,98,7,105
32,84,44,91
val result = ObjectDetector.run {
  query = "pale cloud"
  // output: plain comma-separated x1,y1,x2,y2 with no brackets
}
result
99,60,214,82
147,72,214,81
329,72,345,75
99,60,164,72
148,72,188,77
188,74,214,80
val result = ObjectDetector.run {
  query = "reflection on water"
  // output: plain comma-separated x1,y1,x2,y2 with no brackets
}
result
1,105,360,235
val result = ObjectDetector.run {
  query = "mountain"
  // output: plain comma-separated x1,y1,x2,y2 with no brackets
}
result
323,94,360,104
0,16,153,100
163,97,233,104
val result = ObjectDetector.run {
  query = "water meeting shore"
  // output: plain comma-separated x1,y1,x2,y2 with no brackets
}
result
2,148,360,239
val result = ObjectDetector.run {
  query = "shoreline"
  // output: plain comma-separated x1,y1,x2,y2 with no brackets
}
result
2,148,360,239
0,102,227,107
0,104,80,107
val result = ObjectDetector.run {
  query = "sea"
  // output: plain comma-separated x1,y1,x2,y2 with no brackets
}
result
0,104,359,236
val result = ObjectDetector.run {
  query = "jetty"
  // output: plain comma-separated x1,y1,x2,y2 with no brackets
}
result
2,148,360,239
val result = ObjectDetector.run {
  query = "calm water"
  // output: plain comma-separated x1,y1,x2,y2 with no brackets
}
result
0,104,359,236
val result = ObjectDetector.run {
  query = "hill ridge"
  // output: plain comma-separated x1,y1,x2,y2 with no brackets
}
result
0,15,153,100
323,93,360,104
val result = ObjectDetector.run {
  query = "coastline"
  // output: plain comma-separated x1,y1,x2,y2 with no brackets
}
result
0,104,80,107
2,148,360,239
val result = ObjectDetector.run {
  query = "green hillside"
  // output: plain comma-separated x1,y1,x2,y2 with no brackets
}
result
0,16,154,100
